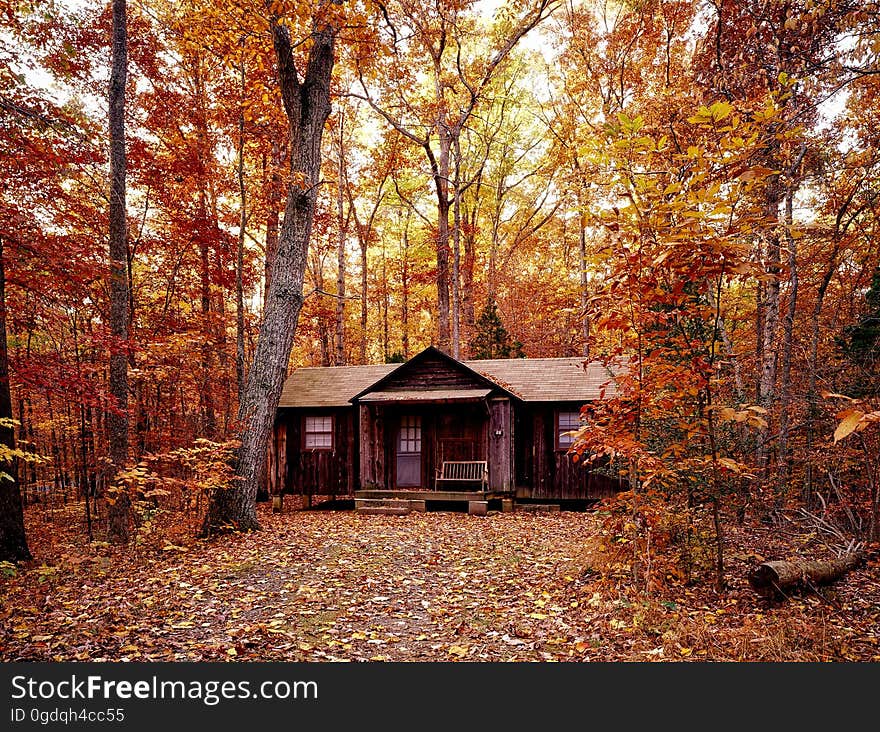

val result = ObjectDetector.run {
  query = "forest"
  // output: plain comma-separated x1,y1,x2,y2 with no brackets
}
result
1,0,880,662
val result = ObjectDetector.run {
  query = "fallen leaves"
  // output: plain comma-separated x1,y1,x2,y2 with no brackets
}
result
1,504,878,662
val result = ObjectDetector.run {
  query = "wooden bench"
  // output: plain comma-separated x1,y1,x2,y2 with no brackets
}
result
435,460,488,491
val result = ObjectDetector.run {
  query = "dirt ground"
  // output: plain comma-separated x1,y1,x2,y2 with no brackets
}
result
2,501,879,661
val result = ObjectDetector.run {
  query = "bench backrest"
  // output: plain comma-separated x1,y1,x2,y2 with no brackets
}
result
439,461,487,480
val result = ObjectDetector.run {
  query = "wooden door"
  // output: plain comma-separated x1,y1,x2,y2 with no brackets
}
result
396,415,422,487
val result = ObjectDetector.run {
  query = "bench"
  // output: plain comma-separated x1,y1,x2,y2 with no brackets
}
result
435,460,488,491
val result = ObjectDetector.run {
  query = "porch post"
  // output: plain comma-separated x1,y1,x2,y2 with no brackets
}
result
488,397,513,492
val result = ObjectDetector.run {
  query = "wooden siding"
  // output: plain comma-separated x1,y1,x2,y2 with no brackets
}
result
266,422,287,497
282,407,357,497
488,398,514,491
516,404,623,500
371,352,489,393
359,404,387,489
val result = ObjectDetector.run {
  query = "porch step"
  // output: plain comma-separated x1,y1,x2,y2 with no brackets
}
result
355,498,412,516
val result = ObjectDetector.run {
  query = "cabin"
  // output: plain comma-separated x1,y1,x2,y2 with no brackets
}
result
266,346,625,514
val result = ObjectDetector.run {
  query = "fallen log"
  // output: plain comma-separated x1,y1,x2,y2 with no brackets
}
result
748,552,864,599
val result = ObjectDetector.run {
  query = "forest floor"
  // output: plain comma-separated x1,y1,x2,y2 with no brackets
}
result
2,500,879,662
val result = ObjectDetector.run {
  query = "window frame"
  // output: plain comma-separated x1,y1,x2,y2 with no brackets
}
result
555,409,583,451
302,414,335,451
397,415,422,454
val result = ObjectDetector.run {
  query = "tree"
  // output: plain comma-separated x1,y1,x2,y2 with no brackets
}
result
0,238,30,562
469,299,524,360
107,0,132,543
356,0,556,355
200,4,339,535
841,266,880,396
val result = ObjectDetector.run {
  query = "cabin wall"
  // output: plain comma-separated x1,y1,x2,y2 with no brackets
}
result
280,407,357,497
514,403,622,500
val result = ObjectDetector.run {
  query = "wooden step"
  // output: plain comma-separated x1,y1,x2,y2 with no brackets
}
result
355,498,412,516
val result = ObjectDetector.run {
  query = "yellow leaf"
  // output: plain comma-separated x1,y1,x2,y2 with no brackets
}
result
448,645,468,657
834,410,864,443
226,647,238,656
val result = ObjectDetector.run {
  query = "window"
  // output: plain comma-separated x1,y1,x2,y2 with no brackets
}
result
304,415,334,450
556,411,582,450
398,415,421,453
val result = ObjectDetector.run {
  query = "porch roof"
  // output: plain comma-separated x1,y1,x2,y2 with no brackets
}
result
358,388,493,404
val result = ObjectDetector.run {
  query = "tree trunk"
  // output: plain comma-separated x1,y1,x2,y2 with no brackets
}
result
335,117,347,365
748,552,863,599
235,61,247,401
200,11,337,536
359,235,368,363
579,210,590,358
777,181,800,495
0,238,30,562
264,141,282,302
451,137,462,359
401,213,410,359
428,133,452,353
107,0,131,543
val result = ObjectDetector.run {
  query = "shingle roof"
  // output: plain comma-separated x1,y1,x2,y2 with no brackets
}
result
278,353,620,408
279,363,398,407
465,358,619,402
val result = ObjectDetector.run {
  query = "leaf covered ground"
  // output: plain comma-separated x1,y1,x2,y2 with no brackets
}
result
2,502,879,662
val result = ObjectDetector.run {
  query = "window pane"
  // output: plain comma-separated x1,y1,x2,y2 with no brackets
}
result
304,415,333,449
399,416,421,452
557,411,581,447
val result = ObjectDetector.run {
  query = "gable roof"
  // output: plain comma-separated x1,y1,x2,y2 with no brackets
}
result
278,347,620,408
349,346,517,402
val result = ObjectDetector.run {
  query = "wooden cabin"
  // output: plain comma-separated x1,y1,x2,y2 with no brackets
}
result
268,346,625,514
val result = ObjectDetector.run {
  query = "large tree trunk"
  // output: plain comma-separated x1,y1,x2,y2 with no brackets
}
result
263,141,282,301
749,552,863,599
0,238,30,562
200,11,337,536
107,0,131,543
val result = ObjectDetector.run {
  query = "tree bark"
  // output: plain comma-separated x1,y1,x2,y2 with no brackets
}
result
107,0,131,543
748,552,863,599
777,176,801,495
263,141,282,302
0,238,30,562
235,60,247,401
200,10,337,536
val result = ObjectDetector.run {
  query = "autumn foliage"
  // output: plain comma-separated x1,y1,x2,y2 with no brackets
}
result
1,0,879,617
